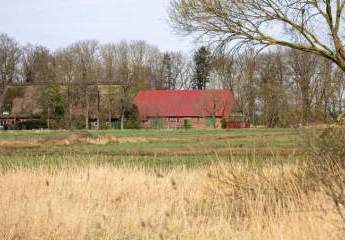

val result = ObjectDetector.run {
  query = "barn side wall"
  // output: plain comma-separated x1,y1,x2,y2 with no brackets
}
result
142,117,223,129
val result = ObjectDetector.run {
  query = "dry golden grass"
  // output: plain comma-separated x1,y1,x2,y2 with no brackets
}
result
0,134,155,148
0,165,342,240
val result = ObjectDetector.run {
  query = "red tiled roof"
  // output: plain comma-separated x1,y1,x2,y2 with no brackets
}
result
134,90,236,119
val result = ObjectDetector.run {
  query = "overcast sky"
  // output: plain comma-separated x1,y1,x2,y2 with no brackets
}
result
0,0,194,52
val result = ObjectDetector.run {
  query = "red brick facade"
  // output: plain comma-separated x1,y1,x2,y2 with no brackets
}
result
134,90,237,129
141,117,223,129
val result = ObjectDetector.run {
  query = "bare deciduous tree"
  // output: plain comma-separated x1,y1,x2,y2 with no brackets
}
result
237,49,258,124
169,0,345,71
210,54,235,89
258,50,288,127
0,34,21,92
288,49,319,125
21,45,56,83
70,40,100,129
54,48,78,128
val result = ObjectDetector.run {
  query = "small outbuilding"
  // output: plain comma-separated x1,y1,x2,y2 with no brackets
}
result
134,89,241,129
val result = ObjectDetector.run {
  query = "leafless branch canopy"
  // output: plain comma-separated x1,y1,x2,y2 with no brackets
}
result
169,0,345,70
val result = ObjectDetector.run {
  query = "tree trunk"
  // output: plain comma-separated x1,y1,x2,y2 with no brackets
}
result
85,89,89,129
47,106,50,130
120,113,124,130
300,81,311,126
67,85,73,129
108,100,112,128
97,89,100,130
301,91,310,125
69,102,73,130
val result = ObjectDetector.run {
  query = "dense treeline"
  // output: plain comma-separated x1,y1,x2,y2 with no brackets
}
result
0,33,344,128
0,33,191,129
211,48,345,127
0,33,191,89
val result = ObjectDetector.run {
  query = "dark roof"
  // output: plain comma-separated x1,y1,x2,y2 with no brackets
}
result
0,86,43,118
134,89,236,118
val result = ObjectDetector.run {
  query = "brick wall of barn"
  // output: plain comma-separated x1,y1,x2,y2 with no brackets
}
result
142,117,223,129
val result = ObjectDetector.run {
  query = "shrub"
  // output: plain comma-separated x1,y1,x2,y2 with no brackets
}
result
12,120,47,130
124,104,141,129
337,113,345,125
206,164,305,221
302,127,345,226
71,116,86,130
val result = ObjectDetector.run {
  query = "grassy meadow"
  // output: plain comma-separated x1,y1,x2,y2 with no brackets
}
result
0,128,342,240
0,128,300,169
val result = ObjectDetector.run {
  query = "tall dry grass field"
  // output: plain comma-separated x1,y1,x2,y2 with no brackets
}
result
0,164,342,240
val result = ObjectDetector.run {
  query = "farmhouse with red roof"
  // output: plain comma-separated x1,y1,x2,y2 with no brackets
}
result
134,89,240,129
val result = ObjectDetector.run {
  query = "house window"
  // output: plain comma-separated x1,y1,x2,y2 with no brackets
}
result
91,122,99,128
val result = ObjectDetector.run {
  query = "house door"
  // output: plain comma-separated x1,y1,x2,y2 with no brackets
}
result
205,117,216,128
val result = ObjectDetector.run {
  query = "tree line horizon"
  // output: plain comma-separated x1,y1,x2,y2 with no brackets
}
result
0,31,344,128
